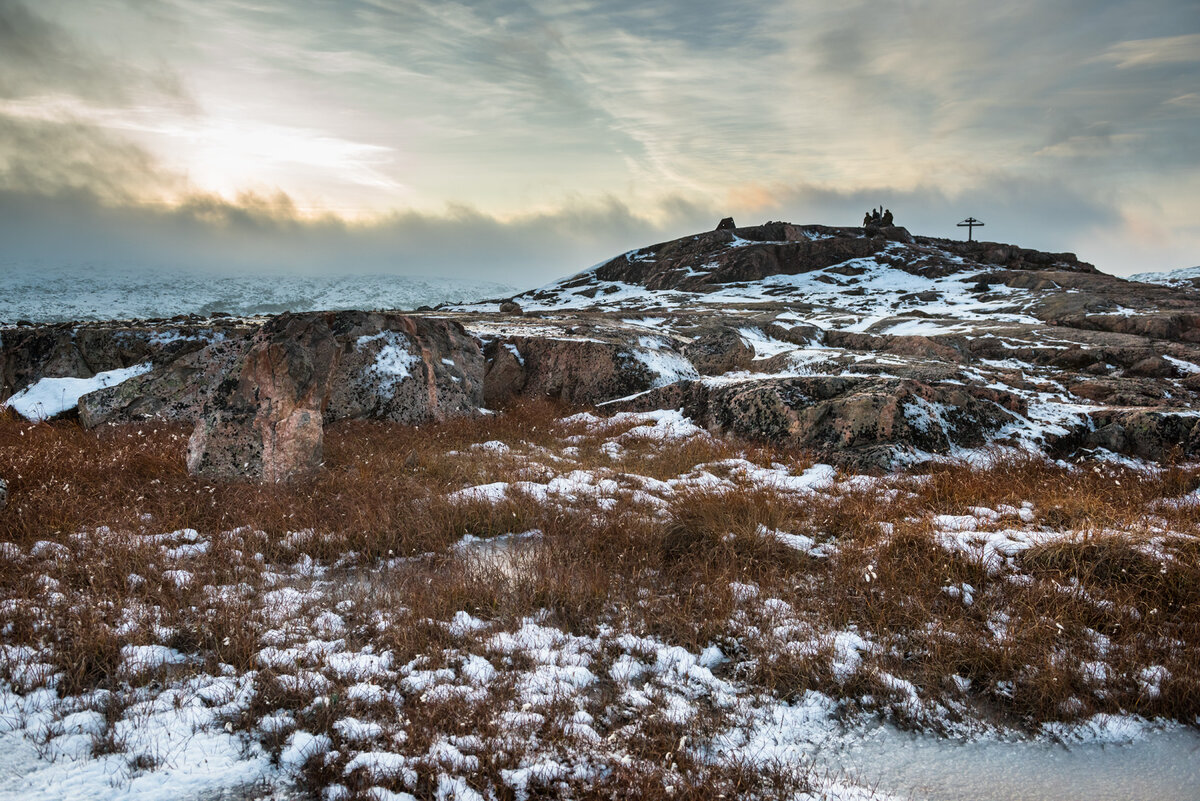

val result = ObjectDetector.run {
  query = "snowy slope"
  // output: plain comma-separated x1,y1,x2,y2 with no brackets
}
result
1130,265,1200,288
0,266,515,323
459,238,1043,337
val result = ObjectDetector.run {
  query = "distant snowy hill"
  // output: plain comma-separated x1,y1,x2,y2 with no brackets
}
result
1129,265,1200,288
0,266,515,323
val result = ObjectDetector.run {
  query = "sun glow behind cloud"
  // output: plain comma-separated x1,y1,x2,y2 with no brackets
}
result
0,93,408,217
0,0,1197,279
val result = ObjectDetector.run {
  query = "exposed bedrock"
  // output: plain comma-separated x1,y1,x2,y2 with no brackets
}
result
609,376,1026,469
682,326,757,376
9,219,1200,476
592,223,893,290
176,311,482,481
1073,410,1200,461
0,319,248,404
482,335,691,408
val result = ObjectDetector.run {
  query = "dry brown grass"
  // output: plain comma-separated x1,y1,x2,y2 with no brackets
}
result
1,401,1199,798
910,454,1200,531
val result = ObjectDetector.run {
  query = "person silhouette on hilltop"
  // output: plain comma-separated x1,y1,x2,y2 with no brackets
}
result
882,208,893,226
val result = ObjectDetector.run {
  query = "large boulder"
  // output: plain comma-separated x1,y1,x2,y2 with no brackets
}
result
79,338,247,427
186,311,483,481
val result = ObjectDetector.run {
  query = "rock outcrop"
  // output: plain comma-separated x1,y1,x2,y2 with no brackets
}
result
9,218,1200,474
611,376,1025,469
682,326,756,375
482,333,693,408
0,477,7,511
591,222,891,291
1077,410,1200,461
179,312,483,481
1,320,246,404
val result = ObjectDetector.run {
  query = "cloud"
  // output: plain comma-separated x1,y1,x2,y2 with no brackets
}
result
0,114,178,202
1101,33,1200,69
0,0,1197,283
0,184,715,286
0,0,186,103
0,163,1178,286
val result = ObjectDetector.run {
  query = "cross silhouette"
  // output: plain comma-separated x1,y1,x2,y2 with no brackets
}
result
957,217,985,242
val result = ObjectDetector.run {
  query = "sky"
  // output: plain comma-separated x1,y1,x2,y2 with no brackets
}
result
1,0,1198,286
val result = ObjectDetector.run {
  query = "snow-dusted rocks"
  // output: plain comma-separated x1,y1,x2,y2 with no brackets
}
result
0,476,6,510
682,325,756,375
0,318,247,410
613,375,1024,468
3,363,154,422
186,311,483,481
481,332,693,407
1132,264,1200,290
7,218,1200,470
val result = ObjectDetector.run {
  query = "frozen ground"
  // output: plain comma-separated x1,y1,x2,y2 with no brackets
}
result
0,265,515,323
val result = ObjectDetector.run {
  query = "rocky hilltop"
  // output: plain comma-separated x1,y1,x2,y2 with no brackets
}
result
4,219,1200,478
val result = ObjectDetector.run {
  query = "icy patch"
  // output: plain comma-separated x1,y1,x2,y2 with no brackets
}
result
810,723,1200,801
1163,355,1200,375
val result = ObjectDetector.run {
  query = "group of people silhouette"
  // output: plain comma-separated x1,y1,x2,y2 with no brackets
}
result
863,207,893,227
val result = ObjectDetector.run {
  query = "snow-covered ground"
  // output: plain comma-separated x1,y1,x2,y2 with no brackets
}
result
0,266,515,323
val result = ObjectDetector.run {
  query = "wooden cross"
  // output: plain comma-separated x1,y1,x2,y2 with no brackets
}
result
957,217,984,241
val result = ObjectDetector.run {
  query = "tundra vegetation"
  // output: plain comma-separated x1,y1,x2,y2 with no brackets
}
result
1,401,1197,800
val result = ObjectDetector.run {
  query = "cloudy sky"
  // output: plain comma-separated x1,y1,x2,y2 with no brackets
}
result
1,0,1197,285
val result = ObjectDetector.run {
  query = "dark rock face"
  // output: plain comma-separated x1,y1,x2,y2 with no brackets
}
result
683,326,755,375
482,336,669,408
611,376,1024,469
179,312,483,481
593,223,889,290
937,242,1097,274
1078,410,1200,460
323,314,483,424
715,217,736,231
79,338,247,427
